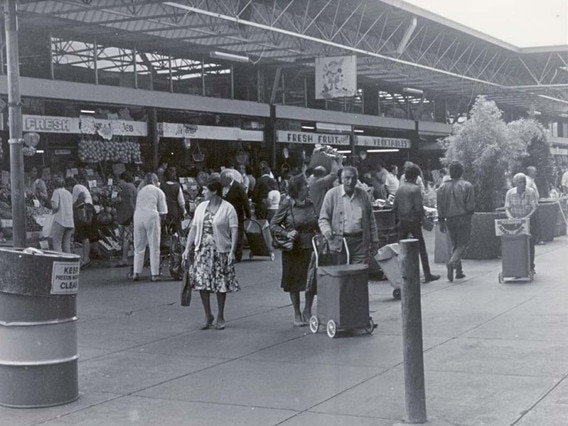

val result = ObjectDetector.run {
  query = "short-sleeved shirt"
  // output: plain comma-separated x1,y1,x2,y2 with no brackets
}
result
72,184,93,205
505,187,538,218
51,188,74,228
266,189,281,210
135,184,167,215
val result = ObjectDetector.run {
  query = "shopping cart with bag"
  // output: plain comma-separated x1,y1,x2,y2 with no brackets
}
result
495,218,533,283
308,235,376,338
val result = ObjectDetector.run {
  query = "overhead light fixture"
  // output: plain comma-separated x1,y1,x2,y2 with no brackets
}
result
402,87,424,95
354,129,364,133
301,125,315,130
210,51,250,63
80,109,95,114
337,150,352,154
367,149,400,153
36,150,45,154
559,113,568,118
531,110,542,116
316,122,352,133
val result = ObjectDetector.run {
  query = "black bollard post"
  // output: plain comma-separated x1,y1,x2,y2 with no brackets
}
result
400,238,427,423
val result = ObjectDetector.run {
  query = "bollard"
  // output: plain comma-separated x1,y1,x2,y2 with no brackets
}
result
400,238,427,424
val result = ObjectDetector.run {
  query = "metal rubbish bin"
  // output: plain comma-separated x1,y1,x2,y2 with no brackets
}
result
0,248,80,408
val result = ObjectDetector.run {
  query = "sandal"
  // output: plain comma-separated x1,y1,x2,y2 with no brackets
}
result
215,320,226,330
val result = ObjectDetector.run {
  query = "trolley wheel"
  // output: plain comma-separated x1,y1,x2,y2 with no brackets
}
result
365,317,376,334
392,288,401,300
498,272,503,283
270,252,275,261
309,316,319,334
326,320,337,338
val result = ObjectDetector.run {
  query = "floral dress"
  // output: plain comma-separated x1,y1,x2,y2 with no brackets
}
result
190,209,240,293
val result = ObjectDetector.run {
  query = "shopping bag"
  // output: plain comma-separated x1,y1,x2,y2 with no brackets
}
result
42,214,55,238
180,261,192,307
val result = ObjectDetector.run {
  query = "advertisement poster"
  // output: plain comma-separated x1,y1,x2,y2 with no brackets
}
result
315,55,357,99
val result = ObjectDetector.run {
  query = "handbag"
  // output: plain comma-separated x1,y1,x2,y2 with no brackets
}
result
272,229,295,251
271,204,296,251
180,260,192,307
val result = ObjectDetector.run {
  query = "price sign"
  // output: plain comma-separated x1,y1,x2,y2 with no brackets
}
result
88,180,97,189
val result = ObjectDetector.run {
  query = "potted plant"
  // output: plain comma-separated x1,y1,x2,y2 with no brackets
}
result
508,118,559,241
441,96,526,259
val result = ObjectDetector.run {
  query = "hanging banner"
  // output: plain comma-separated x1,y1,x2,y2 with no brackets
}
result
22,115,148,137
315,55,357,99
276,130,350,145
356,135,411,149
158,123,263,141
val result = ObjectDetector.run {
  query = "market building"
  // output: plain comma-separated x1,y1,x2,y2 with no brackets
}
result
1,0,568,238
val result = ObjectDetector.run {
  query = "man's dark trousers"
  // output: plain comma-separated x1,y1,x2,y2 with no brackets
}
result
397,219,433,276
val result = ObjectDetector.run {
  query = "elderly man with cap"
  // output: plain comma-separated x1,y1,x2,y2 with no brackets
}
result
504,173,539,274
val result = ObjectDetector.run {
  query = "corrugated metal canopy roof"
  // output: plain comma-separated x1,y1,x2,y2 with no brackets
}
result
16,0,568,116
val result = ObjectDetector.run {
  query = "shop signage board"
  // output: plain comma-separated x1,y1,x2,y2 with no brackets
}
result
356,136,411,149
276,130,350,145
22,115,148,137
159,123,263,141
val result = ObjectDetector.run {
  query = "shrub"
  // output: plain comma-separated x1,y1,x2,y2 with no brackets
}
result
442,96,525,212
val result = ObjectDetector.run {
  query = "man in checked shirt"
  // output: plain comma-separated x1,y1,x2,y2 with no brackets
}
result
504,173,539,274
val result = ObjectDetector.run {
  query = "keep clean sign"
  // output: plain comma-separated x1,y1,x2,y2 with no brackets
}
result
51,261,80,295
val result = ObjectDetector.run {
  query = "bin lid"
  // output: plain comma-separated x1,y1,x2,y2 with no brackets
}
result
376,243,399,261
317,264,368,277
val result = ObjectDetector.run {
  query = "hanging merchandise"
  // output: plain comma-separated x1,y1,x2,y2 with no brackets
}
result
192,141,205,162
24,132,40,147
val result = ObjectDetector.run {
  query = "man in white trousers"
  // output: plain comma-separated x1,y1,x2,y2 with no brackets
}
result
129,173,167,282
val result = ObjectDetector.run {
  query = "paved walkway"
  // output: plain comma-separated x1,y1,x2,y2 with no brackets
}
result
1,232,568,425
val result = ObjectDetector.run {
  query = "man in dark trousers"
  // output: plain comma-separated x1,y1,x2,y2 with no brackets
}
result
221,170,251,263
437,160,475,281
393,163,440,283
253,165,276,220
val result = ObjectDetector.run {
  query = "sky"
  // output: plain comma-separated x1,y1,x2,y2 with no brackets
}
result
403,0,568,47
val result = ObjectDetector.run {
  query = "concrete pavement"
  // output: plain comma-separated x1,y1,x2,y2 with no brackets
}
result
1,232,568,425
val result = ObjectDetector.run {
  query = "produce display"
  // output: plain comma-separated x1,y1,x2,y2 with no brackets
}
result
78,138,142,163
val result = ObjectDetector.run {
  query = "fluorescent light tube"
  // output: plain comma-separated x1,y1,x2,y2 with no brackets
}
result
210,51,250,63
80,109,95,114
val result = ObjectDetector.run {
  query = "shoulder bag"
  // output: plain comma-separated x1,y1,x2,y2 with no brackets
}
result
271,205,296,251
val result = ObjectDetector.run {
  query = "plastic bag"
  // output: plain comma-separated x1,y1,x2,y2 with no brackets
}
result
42,214,55,238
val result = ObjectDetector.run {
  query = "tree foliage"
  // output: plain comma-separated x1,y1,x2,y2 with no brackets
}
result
442,96,524,212
508,118,554,198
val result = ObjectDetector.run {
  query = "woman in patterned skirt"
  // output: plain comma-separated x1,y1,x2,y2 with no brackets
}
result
183,179,239,330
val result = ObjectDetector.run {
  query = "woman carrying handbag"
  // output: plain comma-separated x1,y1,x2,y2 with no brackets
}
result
270,174,319,327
